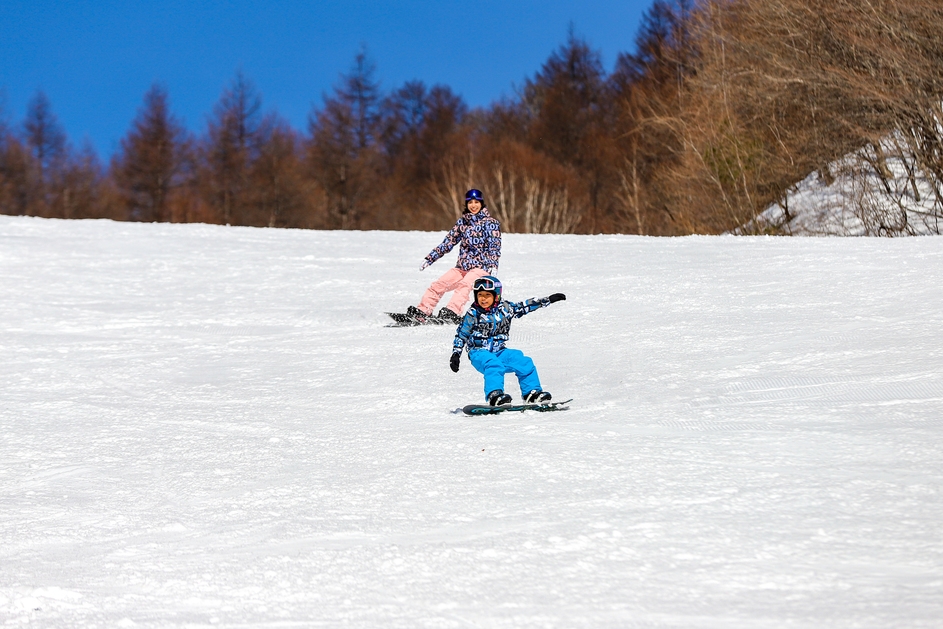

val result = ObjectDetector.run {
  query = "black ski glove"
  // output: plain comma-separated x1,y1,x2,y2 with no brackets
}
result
450,352,461,373
548,293,566,303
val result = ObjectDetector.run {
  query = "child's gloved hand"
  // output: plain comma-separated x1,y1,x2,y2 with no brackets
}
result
450,352,461,372
420,260,431,271
549,293,566,303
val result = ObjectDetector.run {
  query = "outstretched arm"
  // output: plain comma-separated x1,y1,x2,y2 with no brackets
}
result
424,221,462,269
509,293,566,318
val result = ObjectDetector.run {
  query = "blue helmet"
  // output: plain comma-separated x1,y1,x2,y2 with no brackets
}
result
465,189,484,202
473,275,502,303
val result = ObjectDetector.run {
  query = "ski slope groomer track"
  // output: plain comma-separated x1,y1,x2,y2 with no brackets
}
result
2,215,942,628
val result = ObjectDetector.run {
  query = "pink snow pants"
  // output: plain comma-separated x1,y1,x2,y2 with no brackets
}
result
418,267,487,316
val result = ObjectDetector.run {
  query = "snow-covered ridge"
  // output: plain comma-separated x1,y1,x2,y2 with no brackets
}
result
2,216,942,627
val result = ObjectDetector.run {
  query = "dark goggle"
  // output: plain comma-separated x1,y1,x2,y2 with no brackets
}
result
465,189,483,202
473,277,497,291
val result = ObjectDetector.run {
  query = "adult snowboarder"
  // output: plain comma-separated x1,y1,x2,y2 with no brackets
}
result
398,189,501,325
449,275,566,406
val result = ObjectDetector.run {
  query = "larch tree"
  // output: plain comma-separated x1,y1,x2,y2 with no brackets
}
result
203,72,264,225
250,114,308,228
22,90,67,215
113,84,189,222
306,48,382,229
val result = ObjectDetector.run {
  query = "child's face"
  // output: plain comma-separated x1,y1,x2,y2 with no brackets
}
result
476,291,495,309
466,199,482,213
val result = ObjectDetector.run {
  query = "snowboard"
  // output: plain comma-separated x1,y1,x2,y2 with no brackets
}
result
461,399,573,416
385,311,457,327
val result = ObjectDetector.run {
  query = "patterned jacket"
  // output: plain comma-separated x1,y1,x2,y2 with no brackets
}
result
425,208,501,272
453,297,552,354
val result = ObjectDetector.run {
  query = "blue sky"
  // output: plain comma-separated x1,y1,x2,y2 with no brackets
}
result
1,1,652,159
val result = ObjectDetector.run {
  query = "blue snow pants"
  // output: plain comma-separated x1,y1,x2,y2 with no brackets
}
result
468,348,541,400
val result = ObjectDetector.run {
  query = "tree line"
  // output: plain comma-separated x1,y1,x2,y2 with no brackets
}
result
2,0,942,235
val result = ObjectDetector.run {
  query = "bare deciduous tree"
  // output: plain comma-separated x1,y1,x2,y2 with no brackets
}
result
428,152,478,223
203,72,264,225
22,91,67,216
113,84,190,222
659,0,943,234
306,49,382,229
250,115,309,228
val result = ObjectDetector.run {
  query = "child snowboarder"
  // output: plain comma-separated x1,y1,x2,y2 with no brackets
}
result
403,189,501,324
449,275,566,406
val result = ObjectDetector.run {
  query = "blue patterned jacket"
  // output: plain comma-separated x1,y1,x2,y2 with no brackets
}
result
452,297,552,354
425,208,501,272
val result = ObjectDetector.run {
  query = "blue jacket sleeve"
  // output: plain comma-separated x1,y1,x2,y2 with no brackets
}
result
508,297,551,318
453,311,477,353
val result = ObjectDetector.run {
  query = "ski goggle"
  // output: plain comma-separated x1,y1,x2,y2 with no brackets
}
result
465,189,483,202
473,277,498,292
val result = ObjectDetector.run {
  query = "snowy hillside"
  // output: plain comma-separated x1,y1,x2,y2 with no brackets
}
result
748,136,943,236
2,215,943,628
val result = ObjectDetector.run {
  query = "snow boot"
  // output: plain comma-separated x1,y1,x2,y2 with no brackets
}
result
406,305,429,323
488,389,512,406
523,390,552,404
437,308,463,324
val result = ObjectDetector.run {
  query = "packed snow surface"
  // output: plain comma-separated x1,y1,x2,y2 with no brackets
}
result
2,215,942,628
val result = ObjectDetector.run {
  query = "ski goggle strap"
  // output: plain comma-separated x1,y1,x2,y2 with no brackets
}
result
473,277,497,292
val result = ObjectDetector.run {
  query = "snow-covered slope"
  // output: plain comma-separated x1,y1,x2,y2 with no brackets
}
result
2,216,942,628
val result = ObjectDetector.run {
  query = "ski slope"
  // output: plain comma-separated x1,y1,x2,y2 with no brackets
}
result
2,215,942,628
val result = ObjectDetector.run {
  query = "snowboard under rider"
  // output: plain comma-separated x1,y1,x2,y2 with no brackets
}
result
449,275,566,406
405,189,501,324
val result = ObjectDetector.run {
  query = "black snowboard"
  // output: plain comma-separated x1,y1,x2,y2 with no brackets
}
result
461,399,573,416
385,312,455,327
